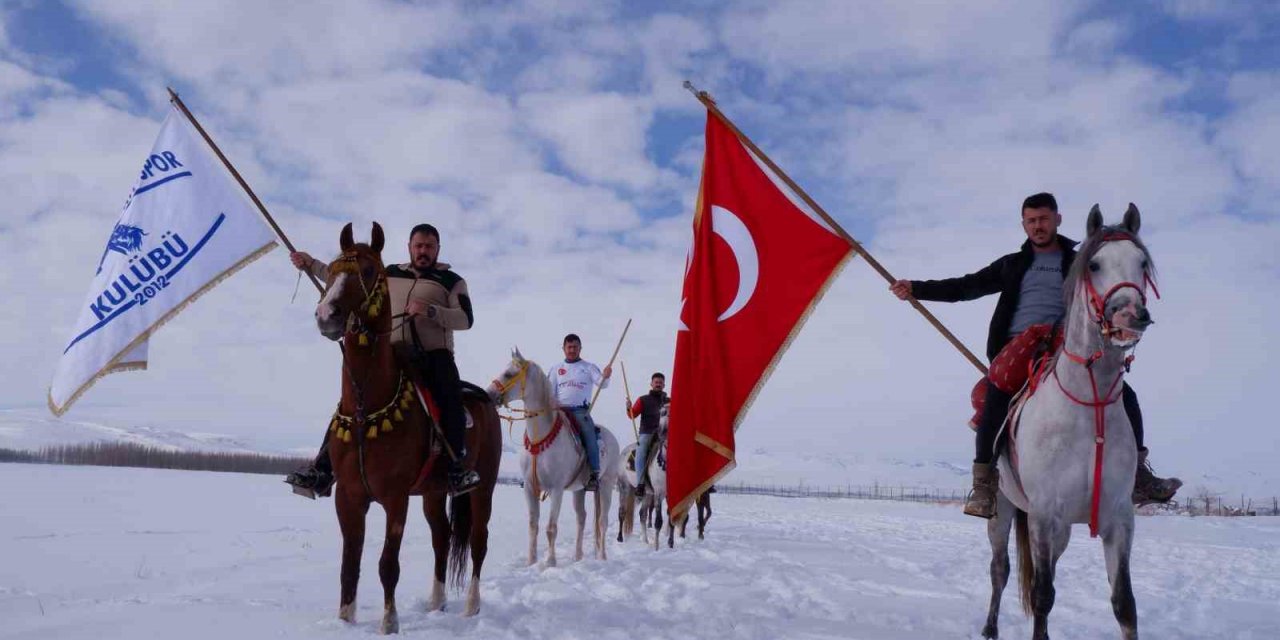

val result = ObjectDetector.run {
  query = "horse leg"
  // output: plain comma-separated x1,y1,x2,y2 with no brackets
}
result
1028,514,1071,640
377,494,409,634
424,492,450,612
546,490,566,567
982,493,1016,639
524,484,540,567
595,486,611,560
1102,513,1139,640
653,499,664,551
463,492,492,617
698,494,711,539
336,488,370,623
617,488,630,543
570,489,586,562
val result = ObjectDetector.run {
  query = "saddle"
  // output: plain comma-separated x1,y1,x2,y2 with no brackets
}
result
968,323,1063,430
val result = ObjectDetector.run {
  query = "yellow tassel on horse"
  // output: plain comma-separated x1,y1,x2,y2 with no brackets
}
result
358,334,368,346
367,426,378,439
393,409,403,422
382,418,393,432
342,429,352,443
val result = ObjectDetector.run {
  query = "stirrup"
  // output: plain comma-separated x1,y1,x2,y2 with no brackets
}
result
635,482,646,498
448,469,481,496
285,468,334,500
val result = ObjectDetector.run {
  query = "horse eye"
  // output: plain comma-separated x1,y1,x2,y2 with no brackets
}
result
1088,261,1100,272
1140,259,1148,270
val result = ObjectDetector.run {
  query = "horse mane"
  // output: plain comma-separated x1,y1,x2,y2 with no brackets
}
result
1062,225,1156,321
518,358,558,411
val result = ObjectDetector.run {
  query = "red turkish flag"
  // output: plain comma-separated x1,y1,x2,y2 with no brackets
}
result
668,113,853,518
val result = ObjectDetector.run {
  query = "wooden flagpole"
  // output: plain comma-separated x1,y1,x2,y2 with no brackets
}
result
588,318,632,413
167,87,323,295
682,81,987,375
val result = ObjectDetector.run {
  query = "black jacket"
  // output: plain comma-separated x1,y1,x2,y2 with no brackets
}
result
910,235,1077,361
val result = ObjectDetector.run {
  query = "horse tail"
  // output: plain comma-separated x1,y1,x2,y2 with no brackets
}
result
1015,509,1034,617
448,494,472,590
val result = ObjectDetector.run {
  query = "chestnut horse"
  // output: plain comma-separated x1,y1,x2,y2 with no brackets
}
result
315,223,501,633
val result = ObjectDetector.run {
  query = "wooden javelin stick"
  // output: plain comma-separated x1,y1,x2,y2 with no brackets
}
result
167,87,324,296
682,81,987,376
620,360,640,441
588,318,632,413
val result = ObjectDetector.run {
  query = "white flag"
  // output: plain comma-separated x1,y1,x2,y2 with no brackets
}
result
48,105,277,415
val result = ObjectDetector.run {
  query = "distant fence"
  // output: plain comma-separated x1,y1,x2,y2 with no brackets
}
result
4,449,1276,516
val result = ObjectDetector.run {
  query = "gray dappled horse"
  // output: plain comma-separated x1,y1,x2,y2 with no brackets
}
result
983,205,1156,640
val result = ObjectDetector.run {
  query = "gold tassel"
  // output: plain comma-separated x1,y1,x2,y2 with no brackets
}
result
358,333,368,346
329,418,338,433
399,398,410,411
393,409,403,422
382,418,393,432
367,426,378,439
342,428,352,443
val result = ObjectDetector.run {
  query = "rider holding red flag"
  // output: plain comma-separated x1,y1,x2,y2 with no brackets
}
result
891,192,1181,518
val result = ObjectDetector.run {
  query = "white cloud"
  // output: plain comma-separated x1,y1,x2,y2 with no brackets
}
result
0,1,1276,496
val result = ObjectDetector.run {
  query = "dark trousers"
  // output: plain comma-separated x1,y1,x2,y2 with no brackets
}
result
414,348,466,463
974,381,1145,464
313,348,466,473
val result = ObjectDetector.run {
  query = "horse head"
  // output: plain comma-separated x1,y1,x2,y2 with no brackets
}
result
488,346,547,408
1067,203,1157,349
315,222,387,341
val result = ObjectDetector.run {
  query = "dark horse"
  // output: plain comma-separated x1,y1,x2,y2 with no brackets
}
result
315,222,501,633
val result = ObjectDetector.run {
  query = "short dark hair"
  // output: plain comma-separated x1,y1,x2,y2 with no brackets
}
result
651,372,665,381
409,223,440,241
563,333,581,346
1021,192,1058,214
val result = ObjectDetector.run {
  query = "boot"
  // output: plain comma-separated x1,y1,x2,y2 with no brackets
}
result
635,479,646,498
584,471,600,492
1133,447,1182,506
284,466,334,500
963,462,998,519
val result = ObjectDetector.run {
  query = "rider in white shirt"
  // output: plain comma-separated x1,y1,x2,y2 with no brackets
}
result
547,333,611,490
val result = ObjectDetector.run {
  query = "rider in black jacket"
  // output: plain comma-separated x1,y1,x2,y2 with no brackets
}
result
891,192,1181,518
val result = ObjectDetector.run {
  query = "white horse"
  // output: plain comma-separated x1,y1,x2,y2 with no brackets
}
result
488,349,619,566
984,204,1155,640
615,429,671,550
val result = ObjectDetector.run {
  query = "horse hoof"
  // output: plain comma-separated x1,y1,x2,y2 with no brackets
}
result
981,624,998,639
338,601,357,623
427,580,446,612
380,614,399,634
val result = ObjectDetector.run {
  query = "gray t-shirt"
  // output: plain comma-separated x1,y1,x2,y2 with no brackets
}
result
1009,250,1065,336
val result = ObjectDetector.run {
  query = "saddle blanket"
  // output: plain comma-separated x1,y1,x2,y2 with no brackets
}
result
968,323,1063,429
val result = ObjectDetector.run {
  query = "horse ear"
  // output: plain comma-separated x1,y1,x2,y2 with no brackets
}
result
340,223,354,251
370,222,385,253
1123,203,1141,235
1086,205,1103,237
513,346,524,361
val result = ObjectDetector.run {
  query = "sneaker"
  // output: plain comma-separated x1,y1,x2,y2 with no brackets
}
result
584,471,600,492
963,462,997,519
285,467,334,500
449,468,481,496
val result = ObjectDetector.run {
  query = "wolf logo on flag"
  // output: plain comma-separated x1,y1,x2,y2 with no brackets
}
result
96,223,148,275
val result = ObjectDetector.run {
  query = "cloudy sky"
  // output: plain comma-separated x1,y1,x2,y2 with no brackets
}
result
3,1,1277,488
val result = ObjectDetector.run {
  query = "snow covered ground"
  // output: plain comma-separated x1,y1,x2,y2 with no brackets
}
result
2,463,1277,639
